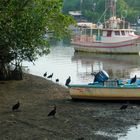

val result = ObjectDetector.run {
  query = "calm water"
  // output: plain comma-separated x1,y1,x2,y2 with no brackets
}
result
23,43,140,86
119,125,140,140
23,42,140,140
94,124,140,140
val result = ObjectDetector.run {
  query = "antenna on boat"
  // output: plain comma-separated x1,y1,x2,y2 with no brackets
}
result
121,10,127,29
80,0,83,21
107,0,117,17
80,0,83,9
98,0,118,25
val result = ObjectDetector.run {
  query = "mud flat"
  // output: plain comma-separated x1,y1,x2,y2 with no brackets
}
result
0,73,140,140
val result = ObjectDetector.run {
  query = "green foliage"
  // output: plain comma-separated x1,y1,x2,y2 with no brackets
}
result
63,0,140,23
125,0,140,8
0,0,74,64
63,0,80,13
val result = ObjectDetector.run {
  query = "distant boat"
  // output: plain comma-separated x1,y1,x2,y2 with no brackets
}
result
71,0,140,54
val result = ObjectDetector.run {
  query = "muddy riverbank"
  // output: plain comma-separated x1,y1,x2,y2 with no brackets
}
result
0,73,140,140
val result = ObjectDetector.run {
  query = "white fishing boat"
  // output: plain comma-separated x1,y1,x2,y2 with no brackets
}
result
71,0,140,54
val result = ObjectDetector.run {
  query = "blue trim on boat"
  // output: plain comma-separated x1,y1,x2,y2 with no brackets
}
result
69,84,140,89
69,79,140,89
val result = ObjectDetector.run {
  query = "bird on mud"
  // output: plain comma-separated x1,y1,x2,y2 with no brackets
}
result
47,73,53,79
56,78,59,83
77,137,84,140
130,75,137,84
48,105,56,117
120,102,129,110
43,72,47,77
12,101,20,111
65,76,71,86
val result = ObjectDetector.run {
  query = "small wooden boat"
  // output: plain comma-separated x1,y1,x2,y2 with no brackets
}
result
69,79,140,100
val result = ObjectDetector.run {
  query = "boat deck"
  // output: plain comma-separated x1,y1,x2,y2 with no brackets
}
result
70,79,140,88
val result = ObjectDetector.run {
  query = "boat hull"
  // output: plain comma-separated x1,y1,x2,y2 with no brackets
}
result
72,37,140,54
69,85,140,100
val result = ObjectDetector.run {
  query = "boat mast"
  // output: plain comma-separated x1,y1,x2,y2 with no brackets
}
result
80,0,83,21
107,0,116,17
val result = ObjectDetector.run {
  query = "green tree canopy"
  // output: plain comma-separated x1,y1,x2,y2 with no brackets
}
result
63,0,140,23
0,0,74,80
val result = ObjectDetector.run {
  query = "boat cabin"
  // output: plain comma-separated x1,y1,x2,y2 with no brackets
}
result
102,29,135,37
101,28,136,43
72,15,138,44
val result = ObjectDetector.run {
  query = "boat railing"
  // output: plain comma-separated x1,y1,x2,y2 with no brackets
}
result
104,19,131,29
89,79,140,88
104,80,118,87
72,35,96,43
88,80,118,87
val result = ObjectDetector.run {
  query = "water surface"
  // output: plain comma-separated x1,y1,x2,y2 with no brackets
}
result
119,125,140,140
23,44,140,86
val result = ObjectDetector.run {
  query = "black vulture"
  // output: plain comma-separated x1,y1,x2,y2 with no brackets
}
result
12,101,20,111
47,73,53,79
77,137,84,140
43,72,47,77
56,79,59,82
48,105,56,117
120,103,128,110
130,75,137,84
65,76,71,86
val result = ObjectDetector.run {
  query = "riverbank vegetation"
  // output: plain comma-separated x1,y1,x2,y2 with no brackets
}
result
0,0,74,81
63,0,140,23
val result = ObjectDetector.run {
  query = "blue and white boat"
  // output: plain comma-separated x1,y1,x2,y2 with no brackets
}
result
69,71,140,100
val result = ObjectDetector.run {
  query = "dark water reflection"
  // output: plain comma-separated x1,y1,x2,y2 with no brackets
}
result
72,52,140,79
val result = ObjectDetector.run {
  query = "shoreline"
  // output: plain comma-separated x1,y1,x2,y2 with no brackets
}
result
0,73,140,140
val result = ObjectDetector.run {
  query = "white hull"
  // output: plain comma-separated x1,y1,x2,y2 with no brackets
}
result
72,37,140,54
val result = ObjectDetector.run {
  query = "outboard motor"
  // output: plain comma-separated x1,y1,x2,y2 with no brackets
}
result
94,70,109,83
